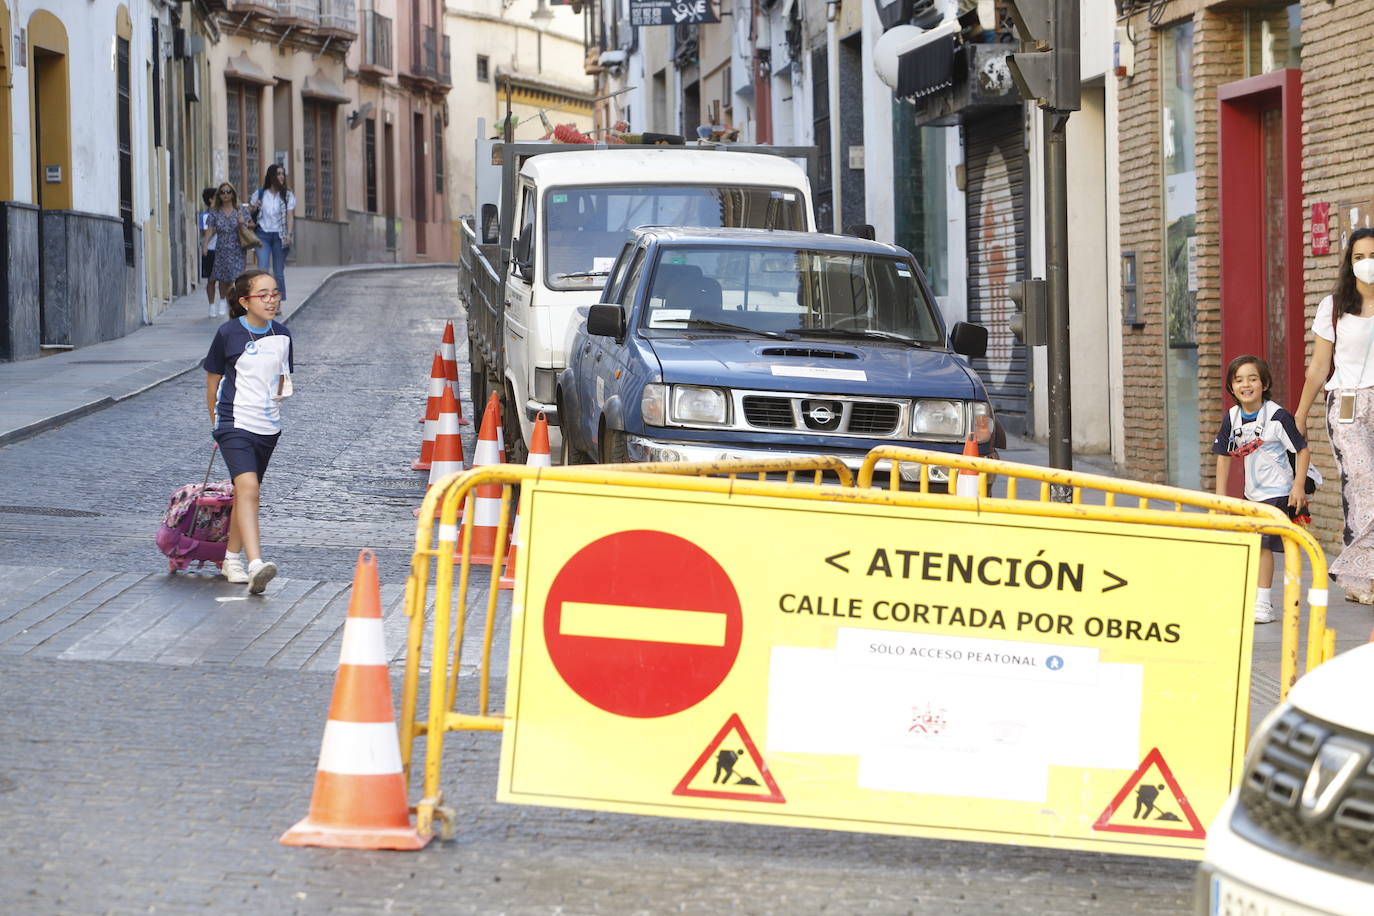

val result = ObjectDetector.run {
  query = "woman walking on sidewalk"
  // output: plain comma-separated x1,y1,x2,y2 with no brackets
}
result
250,165,296,310
203,269,293,594
201,182,255,307
1295,226,1374,604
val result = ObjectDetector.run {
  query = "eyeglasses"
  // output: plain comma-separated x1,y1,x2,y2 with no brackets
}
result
247,291,282,302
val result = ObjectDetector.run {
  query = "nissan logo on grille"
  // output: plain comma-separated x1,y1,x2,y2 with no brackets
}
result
802,400,843,431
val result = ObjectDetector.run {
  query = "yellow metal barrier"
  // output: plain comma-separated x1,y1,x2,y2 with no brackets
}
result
400,448,1331,841
860,446,1333,695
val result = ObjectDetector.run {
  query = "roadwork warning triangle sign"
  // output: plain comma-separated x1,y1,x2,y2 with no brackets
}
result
1092,747,1206,839
673,713,785,804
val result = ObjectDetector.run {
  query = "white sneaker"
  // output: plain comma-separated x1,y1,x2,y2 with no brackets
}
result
218,300,229,318
1254,599,1277,624
209,301,219,319
247,558,277,595
222,554,249,584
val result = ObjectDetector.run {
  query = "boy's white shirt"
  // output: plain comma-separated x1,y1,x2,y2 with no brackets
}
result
1226,400,1320,501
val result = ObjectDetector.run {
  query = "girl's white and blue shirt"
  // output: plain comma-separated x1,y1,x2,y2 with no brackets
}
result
1211,399,1307,501
203,317,293,435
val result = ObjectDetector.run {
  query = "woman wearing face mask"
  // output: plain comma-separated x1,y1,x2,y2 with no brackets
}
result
1295,226,1374,604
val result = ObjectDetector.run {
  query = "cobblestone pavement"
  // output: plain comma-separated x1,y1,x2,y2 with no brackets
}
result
1,268,1199,913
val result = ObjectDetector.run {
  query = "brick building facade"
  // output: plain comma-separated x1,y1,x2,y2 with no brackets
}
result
1115,0,1363,554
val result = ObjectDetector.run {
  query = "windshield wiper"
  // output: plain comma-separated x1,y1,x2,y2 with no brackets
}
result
555,270,611,280
676,318,790,339
784,327,930,347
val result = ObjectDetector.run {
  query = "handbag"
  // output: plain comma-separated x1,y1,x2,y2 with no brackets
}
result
237,210,262,251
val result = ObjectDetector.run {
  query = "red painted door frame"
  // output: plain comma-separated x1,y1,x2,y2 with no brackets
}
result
1217,69,1303,496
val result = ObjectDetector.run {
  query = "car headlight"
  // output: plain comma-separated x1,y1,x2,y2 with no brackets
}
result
672,385,730,424
971,401,994,443
641,383,668,427
911,399,964,437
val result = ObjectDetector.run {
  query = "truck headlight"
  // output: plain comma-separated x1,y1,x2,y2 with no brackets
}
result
641,383,668,427
971,401,994,444
672,386,729,424
911,399,964,438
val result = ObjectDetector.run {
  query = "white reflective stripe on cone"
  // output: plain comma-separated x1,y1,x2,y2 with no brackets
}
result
529,454,552,469
427,459,463,486
438,524,459,543
510,515,524,547
427,373,444,397
956,472,979,498
317,720,404,775
471,441,499,466
337,618,387,666
435,413,459,437
463,496,503,527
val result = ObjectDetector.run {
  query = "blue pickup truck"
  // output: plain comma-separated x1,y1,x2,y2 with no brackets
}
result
556,227,997,480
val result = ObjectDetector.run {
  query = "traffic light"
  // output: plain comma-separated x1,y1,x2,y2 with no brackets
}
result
1004,0,1080,112
1008,279,1049,347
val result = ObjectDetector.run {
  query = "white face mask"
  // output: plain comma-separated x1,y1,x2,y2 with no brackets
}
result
1354,258,1374,285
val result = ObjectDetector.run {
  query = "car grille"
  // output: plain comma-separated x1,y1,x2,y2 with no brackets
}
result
739,394,905,437
1234,707,1374,880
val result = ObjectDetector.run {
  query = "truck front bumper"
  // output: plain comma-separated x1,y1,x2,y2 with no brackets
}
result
624,434,957,484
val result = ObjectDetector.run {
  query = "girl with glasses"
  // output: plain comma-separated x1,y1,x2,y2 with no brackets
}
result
202,269,294,594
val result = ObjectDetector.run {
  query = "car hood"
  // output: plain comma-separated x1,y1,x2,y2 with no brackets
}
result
645,336,984,399
1289,642,1374,732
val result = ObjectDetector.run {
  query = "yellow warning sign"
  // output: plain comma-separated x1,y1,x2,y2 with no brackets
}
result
498,479,1257,860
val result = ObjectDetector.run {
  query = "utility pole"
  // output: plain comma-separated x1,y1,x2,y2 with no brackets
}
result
1004,0,1080,475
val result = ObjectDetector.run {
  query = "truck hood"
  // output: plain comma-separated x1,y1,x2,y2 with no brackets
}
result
646,336,984,399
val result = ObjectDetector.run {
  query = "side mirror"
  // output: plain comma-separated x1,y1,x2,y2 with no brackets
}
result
587,304,625,340
480,204,499,244
846,223,876,240
950,321,988,359
512,225,533,280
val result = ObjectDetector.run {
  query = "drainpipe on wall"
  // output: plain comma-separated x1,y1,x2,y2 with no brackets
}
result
825,0,840,232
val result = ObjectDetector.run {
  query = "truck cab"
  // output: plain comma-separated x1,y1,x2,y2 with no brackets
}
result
557,227,996,476
462,146,816,462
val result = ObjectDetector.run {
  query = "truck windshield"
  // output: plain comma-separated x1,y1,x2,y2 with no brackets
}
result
544,186,807,290
640,246,944,345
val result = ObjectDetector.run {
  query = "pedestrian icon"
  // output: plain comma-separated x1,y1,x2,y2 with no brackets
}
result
674,714,784,803
1093,748,1205,839
1046,655,1064,671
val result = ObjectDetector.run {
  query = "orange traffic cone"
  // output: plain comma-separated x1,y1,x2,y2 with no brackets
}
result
280,550,430,850
439,321,470,426
413,386,466,518
454,394,505,565
483,391,507,463
500,412,551,590
412,353,446,470
956,436,980,498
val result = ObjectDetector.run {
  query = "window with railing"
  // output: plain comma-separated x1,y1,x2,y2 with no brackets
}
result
433,114,444,194
226,79,261,202
318,0,356,32
363,9,392,68
440,34,450,84
423,26,437,79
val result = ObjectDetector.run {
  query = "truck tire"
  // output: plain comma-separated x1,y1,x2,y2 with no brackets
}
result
502,383,529,465
600,427,628,464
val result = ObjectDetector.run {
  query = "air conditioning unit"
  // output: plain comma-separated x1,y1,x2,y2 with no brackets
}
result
173,28,204,60
183,57,201,102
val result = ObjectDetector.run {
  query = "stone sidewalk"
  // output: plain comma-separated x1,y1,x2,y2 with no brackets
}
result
0,262,454,447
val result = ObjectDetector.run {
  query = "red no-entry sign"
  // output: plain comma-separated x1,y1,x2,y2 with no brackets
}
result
543,530,743,718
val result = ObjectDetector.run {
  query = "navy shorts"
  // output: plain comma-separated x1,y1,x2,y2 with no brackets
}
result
213,429,280,480
1255,495,1291,552
201,250,215,280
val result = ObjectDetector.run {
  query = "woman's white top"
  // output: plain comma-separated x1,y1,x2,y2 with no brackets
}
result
251,188,296,234
1315,296,1374,390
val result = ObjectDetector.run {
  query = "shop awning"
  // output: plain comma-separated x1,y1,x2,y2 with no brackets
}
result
302,71,351,104
897,31,957,99
224,52,273,86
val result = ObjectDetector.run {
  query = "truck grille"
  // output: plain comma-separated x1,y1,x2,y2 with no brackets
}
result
1233,707,1374,880
739,393,905,437
742,396,795,428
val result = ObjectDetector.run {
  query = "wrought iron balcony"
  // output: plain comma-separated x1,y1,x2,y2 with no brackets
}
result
317,0,357,36
272,0,318,25
439,34,451,86
423,26,438,80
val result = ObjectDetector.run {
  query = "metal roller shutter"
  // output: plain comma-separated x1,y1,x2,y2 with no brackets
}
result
964,110,1030,436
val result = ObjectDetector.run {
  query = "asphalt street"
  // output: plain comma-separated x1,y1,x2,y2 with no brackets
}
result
0,265,1265,913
